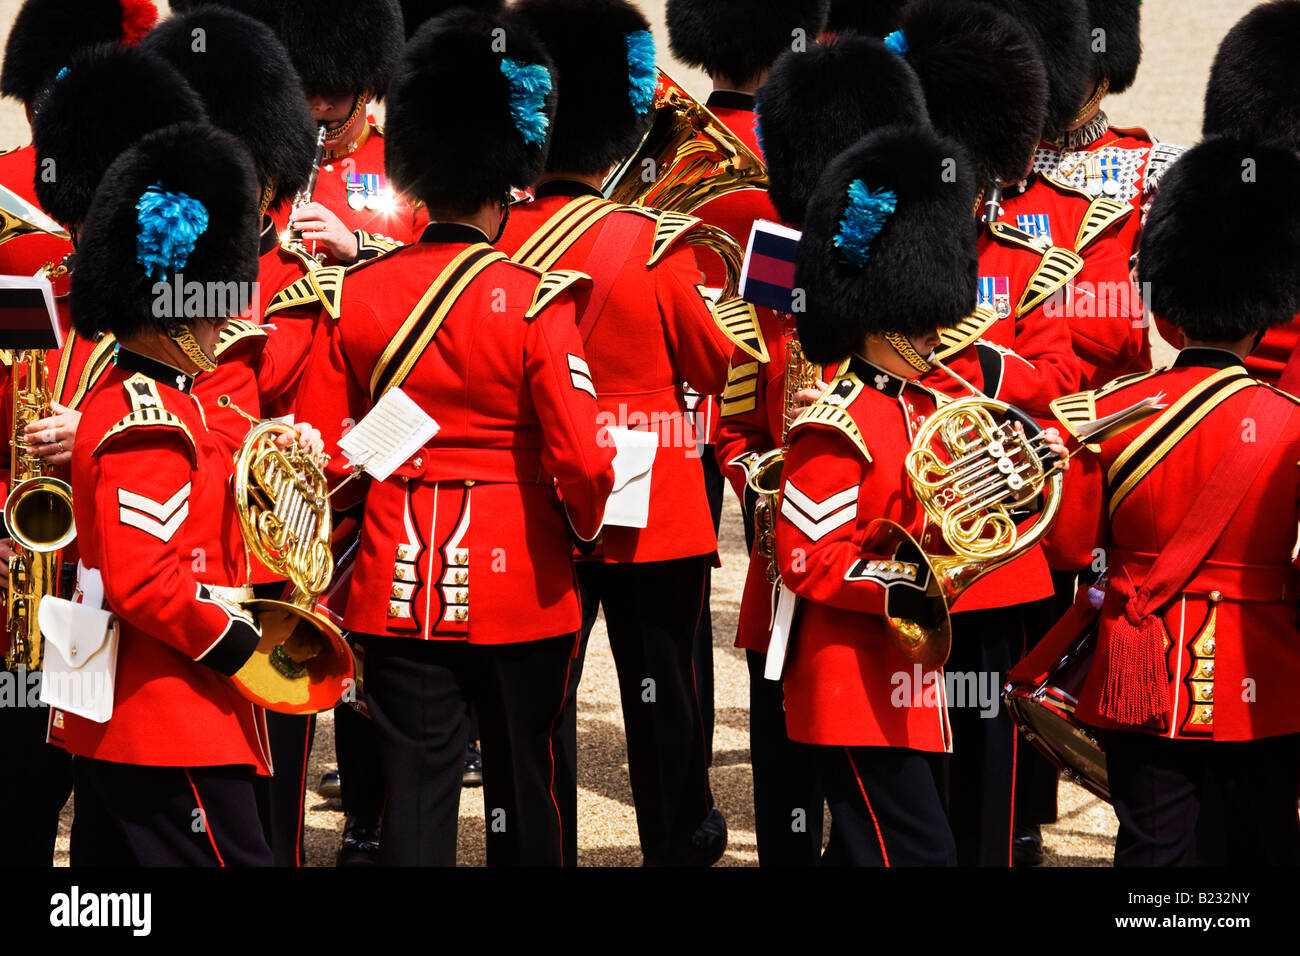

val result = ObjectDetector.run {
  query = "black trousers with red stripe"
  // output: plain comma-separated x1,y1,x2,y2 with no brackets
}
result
363,632,578,866
254,712,315,866
70,756,272,866
693,446,724,765
0,700,73,866
574,556,717,865
816,745,955,867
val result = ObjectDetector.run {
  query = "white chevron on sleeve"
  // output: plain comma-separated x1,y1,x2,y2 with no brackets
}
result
781,480,858,542
118,483,191,543
567,353,597,398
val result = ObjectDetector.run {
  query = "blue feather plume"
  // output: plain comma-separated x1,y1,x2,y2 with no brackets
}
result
884,30,909,55
136,184,209,280
500,58,553,148
625,30,657,115
753,103,766,156
834,180,897,268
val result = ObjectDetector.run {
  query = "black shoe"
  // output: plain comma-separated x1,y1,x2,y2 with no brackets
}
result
318,769,341,800
682,808,727,867
462,742,483,788
1012,823,1044,867
336,815,381,867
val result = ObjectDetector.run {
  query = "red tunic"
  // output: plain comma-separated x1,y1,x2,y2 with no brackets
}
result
1046,349,1300,741
498,184,734,563
50,355,270,770
289,223,615,644
998,122,1185,388
310,122,424,253
775,356,952,750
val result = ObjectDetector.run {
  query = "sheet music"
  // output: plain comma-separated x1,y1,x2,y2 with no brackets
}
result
337,387,439,482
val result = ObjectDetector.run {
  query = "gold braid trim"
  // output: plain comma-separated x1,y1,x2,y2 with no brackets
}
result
884,332,933,374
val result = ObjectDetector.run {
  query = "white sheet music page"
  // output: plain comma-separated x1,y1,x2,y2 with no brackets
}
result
337,387,439,482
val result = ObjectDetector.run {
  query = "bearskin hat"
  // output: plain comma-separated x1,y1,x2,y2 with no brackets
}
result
32,44,207,228
1139,137,1300,342
901,0,1049,188
975,0,1091,139
825,0,906,37
756,34,926,226
400,0,503,38
1084,0,1141,94
141,7,317,209
666,0,830,86
277,0,404,99
386,10,556,212
795,125,978,365
1203,1,1300,153
164,0,273,16
71,122,260,339
1,0,157,104
510,0,657,177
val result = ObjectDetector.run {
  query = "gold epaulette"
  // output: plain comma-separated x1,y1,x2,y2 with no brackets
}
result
213,319,267,358
354,231,404,261
0,350,10,367
1018,245,1084,316
526,269,591,319
1049,366,1166,447
711,296,768,363
264,264,347,320
644,209,703,267
719,358,760,417
1073,195,1130,253
789,372,871,462
936,305,1000,359
94,373,196,461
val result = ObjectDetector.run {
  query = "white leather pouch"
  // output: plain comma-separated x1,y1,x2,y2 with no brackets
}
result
38,595,119,724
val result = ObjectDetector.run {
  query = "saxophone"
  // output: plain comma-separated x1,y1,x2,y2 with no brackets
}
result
746,332,817,582
3,346,77,671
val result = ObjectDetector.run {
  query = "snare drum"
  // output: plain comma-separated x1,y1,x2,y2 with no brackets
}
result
1005,590,1110,803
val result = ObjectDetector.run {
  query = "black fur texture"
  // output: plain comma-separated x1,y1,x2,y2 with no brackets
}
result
902,0,1048,187
975,0,1091,139
141,8,316,207
510,0,655,177
277,0,404,98
386,10,555,211
400,0,504,38
1,0,157,103
756,34,926,226
1085,0,1141,94
33,44,206,227
1139,137,1300,341
71,122,260,339
795,125,978,364
826,0,907,37
666,0,830,85
1203,0,1300,152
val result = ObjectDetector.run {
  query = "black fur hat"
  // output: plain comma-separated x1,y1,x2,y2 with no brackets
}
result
825,0,906,37
901,0,1049,188
1085,0,1141,94
795,125,978,364
1139,137,1300,341
975,0,1091,139
141,7,317,209
71,122,260,339
1,0,158,104
666,0,830,86
510,0,657,177
32,44,207,228
164,0,274,16
277,0,404,98
400,0,503,38
1203,1,1300,152
756,34,926,227
386,9,556,212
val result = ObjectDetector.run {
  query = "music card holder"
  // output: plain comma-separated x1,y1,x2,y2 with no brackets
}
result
338,387,440,482
739,220,802,314
0,273,62,351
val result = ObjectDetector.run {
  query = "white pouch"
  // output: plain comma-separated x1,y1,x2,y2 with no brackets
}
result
763,583,800,681
602,426,658,529
38,594,119,724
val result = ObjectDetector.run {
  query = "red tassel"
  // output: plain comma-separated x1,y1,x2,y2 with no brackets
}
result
118,1,159,47
1097,611,1168,726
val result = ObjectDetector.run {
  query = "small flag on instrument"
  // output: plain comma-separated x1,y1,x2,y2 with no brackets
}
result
740,219,801,314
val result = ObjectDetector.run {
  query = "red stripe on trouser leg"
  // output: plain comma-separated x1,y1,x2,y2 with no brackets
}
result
184,767,226,867
844,748,890,867
545,636,579,866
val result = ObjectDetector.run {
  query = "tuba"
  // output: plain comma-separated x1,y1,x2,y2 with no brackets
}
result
219,396,355,715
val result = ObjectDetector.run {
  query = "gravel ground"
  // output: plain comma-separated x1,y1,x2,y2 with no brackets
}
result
7,0,1265,867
